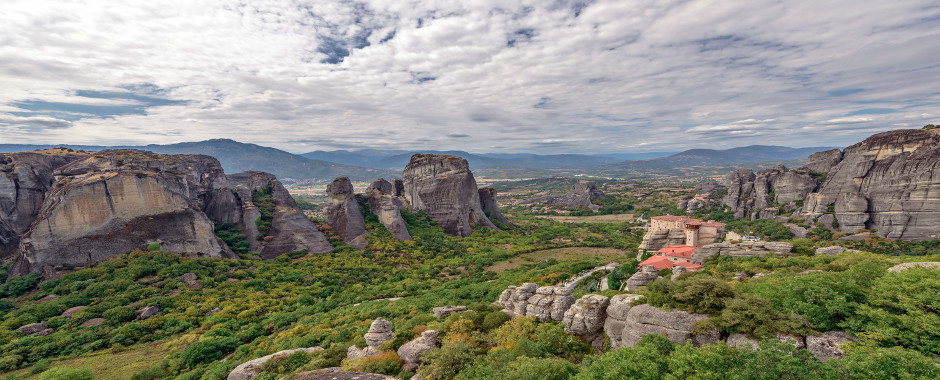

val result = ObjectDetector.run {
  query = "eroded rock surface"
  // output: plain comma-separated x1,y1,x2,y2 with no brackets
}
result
478,187,510,225
228,347,323,380
624,265,660,291
0,150,90,259
806,331,858,363
604,294,645,348
691,241,792,263
366,179,411,242
498,284,573,322
621,304,718,347
397,330,438,372
563,294,610,349
326,177,368,249
521,181,605,211
401,154,496,237
887,262,940,272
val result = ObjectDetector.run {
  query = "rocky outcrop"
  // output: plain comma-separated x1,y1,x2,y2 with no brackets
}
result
637,229,687,254
397,330,438,372
137,305,161,319
214,170,331,259
886,262,940,272
726,333,806,351
723,165,817,219
401,154,496,237
603,294,645,348
432,306,467,317
803,149,842,173
326,177,368,249
691,241,793,263
624,265,660,291
671,265,687,281
366,179,411,242
806,331,858,363
563,295,610,349
347,317,393,360
784,223,809,239
520,181,605,211
5,150,331,277
0,150,90,259
796,129,940,240
478,187,510,225
16,321,48,333
498,283,573,322
815,246,861,256
620,304,719,347
228,347,323,380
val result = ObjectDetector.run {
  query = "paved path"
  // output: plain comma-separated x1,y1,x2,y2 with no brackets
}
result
561,262,621,291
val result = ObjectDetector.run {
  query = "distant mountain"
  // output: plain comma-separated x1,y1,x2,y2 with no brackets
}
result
610,145,836,169
0,140,396,183
302,150,625,170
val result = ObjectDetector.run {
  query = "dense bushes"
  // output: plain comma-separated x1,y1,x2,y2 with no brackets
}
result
180,336,241,367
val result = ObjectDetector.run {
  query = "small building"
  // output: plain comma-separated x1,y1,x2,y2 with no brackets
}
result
639,244,704,271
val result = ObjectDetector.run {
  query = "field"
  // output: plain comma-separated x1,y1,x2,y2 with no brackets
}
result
535,213,635,224
486,247,629,272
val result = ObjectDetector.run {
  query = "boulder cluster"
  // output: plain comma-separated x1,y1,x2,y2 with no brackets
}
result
719,129,940,241
326,154,506,246
520,181,605,211
345,317,438,373
691,241,794,262
2,149,331,278
496,284,860,362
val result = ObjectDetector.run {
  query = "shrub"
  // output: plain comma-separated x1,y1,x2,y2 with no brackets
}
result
342,350,402,376
146,243,160,251
38,367,94,380
179,337,240,367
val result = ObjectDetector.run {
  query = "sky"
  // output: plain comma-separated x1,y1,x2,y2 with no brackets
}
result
1,0,938,154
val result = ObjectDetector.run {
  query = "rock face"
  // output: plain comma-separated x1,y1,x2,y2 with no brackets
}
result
401,154,496,237
228,347,323,380
723,165,817,220
5,150,331,277
620,304,719,347
0,150,90,259
563,294,610,349
498,284,574,322
326,177,368,249
797,129,940,240
603,294,646,348
806,331,858,363
347,318,394,360
478,187,510,225
691,241,793,263
16,321,48,333
625,265,660,291
521,181,605,211
366,179,411,242
803,149,843,173
886,262,940,272
397,330,438,372
219,171,332,259
637,229,688,254
815,246,861,256
432,306,467,317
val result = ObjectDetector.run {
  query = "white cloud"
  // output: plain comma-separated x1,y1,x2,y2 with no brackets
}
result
0,0,938,152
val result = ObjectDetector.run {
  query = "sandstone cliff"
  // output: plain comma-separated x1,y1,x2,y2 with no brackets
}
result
401,154,496,237
520,181,605,211
366,178,411,242
326,177,368,249
0,150,90,259
7,150,331,277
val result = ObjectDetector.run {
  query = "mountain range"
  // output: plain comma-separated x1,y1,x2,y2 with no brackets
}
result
0,140,834,182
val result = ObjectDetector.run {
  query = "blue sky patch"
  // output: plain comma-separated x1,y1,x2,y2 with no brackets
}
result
845,108,896,116
9,84,184,121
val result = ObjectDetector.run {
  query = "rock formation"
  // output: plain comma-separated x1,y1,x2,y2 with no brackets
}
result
6,150,331,278
719,129,940,241
326,177,368,249
620,304,719,347
366,179,411,242
432,306,467,317
726,333,805,350
0,150,90,259
624,265,660,291
478,187,510,225
498,284,574,322
603,294,646,348
563,294,610,349
347,318,394,360
886,262,940,272
401,154,496,237
228,347,323,380
637,228,688,254
397,330,438,372
806,331,858,363
691,241,793,263
814,246,861,256
520,181,605,211
670,265,687,281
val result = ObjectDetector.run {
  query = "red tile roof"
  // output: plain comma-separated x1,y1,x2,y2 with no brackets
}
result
639,256,674,270
675,261,703,270
657,244,700,259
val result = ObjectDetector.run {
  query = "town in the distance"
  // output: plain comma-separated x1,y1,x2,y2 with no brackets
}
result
0,126,938,379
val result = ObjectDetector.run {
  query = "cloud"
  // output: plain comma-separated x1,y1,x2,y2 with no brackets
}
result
0,0,938,153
